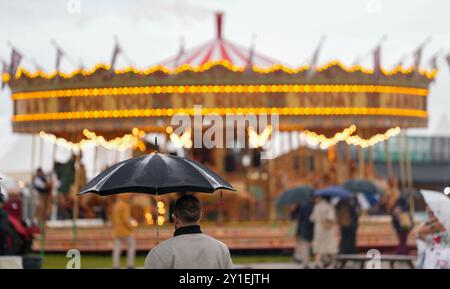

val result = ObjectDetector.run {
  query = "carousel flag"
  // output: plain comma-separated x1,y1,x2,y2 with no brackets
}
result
373,35,386,78
373,44,382,77
110,37,122,71
9,47,22,76
50,40,66,72
55,46,65,71
429,54,438,70
307,35,325,78
413,37,431,76
428,52,439,83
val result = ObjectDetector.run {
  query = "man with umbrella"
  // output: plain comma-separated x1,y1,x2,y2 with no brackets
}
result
79,150,235,269
144,194,233,269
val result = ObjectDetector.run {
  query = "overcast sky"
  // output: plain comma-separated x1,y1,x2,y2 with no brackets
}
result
0,0,449,173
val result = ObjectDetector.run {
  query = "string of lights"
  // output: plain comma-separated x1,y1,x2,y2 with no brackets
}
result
11,84,429,100
299,125,401,149
39,128,146,151
166,126,193,149
2,59,437,83
345,126,401,148
300,125,357,149
248,125,273,148
13,107,427,122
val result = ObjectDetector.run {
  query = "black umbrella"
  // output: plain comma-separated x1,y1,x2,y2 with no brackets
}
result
79,152,235,196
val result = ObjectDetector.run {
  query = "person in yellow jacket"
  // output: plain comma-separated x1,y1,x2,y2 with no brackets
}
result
111,194,136,269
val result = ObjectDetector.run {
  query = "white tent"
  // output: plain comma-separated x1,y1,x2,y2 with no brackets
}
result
0,134,72,181
433,114,450,137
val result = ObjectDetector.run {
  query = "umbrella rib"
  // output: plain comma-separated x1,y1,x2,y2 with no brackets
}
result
79,161,128,194
181,158,226,190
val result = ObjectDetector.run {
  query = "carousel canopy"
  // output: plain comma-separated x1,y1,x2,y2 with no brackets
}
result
159,13,280,69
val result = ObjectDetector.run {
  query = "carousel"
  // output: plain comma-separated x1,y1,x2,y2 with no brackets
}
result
3,13,435,251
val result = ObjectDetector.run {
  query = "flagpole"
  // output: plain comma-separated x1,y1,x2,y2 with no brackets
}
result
51,39,78,69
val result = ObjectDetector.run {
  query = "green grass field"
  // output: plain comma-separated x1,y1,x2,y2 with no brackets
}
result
42,253,292,269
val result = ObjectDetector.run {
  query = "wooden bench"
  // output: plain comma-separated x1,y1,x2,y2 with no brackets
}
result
336,254,416,269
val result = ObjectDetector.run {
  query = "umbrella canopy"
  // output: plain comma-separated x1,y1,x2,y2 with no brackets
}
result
420,190,450,233
343,179,380,196
276,185,314,206
314,186,353,199
343,179,380,206
79,153,235,196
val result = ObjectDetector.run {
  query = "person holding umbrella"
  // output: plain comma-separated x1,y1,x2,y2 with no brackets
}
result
276,185,315,266
144,194,233,269
391,197,413,255
79,148,235,269
336,197,360,254
295,196,315,268
310,196,338,268
310,186,351,268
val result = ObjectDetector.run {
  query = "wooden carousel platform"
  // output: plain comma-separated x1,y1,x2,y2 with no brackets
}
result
33,216,416,253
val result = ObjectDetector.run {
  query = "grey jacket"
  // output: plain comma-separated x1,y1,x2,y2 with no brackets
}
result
144,229,233,269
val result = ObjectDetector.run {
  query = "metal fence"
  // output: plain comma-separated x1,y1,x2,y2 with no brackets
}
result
359,136,450,163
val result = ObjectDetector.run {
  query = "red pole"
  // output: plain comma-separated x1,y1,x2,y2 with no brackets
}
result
215,12,223,39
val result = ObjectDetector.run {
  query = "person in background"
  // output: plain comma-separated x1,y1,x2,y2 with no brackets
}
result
391,197,413,255
145,194,233,269
54,156,75,219
32,168,51,222
111,194,136,269
415,206,450,269
336,197,360,254
386,176,401,213
310,196,338,268
294,198,315,268
0,193,9,255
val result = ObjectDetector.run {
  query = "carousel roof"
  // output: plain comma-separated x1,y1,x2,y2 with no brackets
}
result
159,13,280,69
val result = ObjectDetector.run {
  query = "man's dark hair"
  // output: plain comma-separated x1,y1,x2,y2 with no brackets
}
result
173,195,202,223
